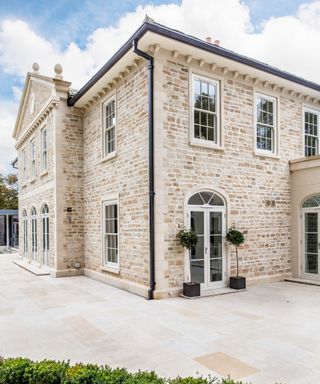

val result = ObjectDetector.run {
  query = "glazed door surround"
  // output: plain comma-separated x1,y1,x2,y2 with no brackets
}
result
303,210,320,278
187,191,226,289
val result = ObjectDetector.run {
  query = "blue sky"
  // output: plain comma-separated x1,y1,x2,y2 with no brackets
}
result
0,0,319,174
0,0,309,45
0,0,181,100
0,0,312,100
0,0,180,49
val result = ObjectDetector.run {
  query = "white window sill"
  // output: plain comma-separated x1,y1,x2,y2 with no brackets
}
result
40,170,48,178
101,265,120,274
189,139,224,151
253,150,280,160
100,151,117,164
29,177,36,184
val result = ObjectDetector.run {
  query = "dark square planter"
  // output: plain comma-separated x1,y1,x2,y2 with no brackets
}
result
230,276,246,290
183,282,200,297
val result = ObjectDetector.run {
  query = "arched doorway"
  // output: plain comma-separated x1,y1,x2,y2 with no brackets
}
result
41,204,49,266
31,206,37,262
302,194,320,279
187,190,226,289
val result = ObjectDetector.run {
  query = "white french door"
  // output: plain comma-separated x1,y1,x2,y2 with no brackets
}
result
31,216,37,262
188,207,226,289
302,210,320,279
42,215,49,266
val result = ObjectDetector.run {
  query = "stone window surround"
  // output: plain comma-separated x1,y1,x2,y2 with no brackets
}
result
101,93,117,162
21,201,51,266
40,125,48,173
30,137,36,181
41,203,49,266
30,206,37,261
189,70,224,150
183,186,230,285
303,105,320,157
253,91,280,159
21,146,27,186
101,193,120,274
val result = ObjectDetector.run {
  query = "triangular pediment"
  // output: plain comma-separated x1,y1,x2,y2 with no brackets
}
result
13,73,55,140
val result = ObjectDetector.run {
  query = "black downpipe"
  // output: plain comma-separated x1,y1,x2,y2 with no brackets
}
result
132,40,155,300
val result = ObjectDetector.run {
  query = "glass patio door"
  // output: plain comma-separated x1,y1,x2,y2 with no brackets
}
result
209,211,223,284
189,208,225,289
303,211,320,277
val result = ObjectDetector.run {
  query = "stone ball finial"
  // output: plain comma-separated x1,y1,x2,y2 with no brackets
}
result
32,62,40,73
54,63,63,79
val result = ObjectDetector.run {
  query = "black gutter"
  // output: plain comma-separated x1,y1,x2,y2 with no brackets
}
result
68,22,150,106
68,21,320,106
132,39,155,301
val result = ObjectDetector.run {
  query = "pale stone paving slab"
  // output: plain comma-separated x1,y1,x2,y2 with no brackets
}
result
2,254,320,383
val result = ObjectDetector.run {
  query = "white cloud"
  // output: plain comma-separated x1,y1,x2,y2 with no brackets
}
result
1,0,320,173
1,0,320,87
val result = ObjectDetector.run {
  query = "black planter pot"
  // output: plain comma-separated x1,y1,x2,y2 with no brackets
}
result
183,282,200,297
230,276,246,290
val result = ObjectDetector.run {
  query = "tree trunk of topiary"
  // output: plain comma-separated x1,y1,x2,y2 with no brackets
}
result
188,249,192,282
236,245,239,277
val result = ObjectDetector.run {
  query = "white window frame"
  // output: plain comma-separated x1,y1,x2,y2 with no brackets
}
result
190,73,221,148
254,92,278,156
30,138,36,179
21,147,27,183
304,107,320,157
102,197,119,272
41,127,48,172
22,209,28,257
102,96,116,159
31,207,37,262
41,204,49,266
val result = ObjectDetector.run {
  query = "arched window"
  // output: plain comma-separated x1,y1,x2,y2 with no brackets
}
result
41,204,49,266
31,207,37,261
302,194,320,276
22,209,28,257
188,191,224,206
302,194,320,208
186,189,226,287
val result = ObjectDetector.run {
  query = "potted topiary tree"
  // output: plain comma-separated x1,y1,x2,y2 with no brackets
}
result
177,228,200,297
226,226,246,290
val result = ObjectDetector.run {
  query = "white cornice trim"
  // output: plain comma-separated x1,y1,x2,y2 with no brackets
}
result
15,96,60,149
12,73,55,139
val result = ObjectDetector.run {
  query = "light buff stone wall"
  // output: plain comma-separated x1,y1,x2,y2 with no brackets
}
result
82,63,149,286
17,76,83,274
54,101,84,273
153,50,306,291
18,107,55,268
16,51,316,297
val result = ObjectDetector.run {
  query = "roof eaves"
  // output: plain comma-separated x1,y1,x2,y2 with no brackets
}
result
68,21,320,106
147,22,320,92
68,22,150,106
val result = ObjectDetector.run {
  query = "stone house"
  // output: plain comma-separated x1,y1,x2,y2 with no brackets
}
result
12,20,320,299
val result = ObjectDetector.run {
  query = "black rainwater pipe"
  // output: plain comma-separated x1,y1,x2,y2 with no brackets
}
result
132,39,155,300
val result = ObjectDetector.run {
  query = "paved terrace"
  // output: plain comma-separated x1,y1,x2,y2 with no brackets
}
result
1,254,320,384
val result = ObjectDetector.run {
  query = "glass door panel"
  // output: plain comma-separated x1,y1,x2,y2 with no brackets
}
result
190,211,205,283
305,212,318,274
209,212,223,282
